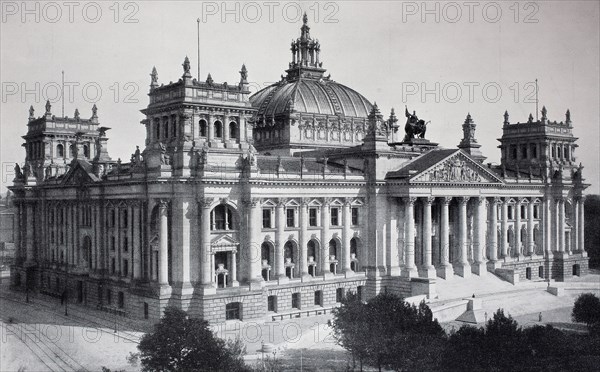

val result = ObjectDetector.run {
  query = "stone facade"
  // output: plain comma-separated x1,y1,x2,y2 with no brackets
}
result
9,16,590,324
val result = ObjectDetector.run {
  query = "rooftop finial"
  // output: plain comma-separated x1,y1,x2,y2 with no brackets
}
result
45,100,51,114
182,56,192,78
91,104,98,119
303,12,308,25
74,108,80,120
566,109,571,124
206,73,213,86
240,64,248,83
29,105,35,121
503,110,509,125
541,105,547,122
150,66,158,89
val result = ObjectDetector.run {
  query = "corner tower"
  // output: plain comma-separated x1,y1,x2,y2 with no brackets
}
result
498,107,579,179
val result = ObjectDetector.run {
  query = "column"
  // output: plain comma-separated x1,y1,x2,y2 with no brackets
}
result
275,200,286,280
132,203,141,279
422,197,436,278
180,200,192,286
223,114,230,142
14,202,21,263
487,198,499,268
199,198,213,288
231,250,237,284
342,200,352,274
543,197,552,258
25,203,35,264
239,114,247,143
437,197,453,279
501,199,509,259
248,198,264,288
158,201,169,286
527,200,535,256
207,113,214,142
457,197,471,277
403,197,417,277
557,198,565,253
299,200,309,278
321,199,331,276
473,197,487,275
515,200,522,257
573,199,579,254
578,197,586,256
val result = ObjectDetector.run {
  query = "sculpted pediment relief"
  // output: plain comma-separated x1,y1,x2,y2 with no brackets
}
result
211,234,239,252
61,164,94,186
412,152,503,184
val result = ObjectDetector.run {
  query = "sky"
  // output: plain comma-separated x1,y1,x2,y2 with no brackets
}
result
1,0,599,194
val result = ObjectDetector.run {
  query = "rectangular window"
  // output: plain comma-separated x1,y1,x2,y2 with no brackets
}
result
357,286,364,302
508,206,513,220
292,292,301,309
309,208,318,227
111,258,116,274
314,291,322,306
262,209,272,229
123,237,128,252
533,205,539,219
107,289,112,305
351,208,359,225
286,208,295,227
267,295,277,312
123,259,129,277
336,288,345,303
521,205,526,219
118,291,124,308
111,236,115,251
330,208,339,226
144,303,149,319
121,210,128,228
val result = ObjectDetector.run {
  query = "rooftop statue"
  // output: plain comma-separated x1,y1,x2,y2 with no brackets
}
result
404,106,428,141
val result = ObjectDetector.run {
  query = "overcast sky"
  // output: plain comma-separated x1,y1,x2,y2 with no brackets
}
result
1,0,598,194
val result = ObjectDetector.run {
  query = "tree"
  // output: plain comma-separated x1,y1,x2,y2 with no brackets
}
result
572,293,600,328
332,292,445,372
137,306,250,372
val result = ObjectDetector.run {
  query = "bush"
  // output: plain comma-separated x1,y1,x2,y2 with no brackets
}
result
137,306,250,372
572,293,600,328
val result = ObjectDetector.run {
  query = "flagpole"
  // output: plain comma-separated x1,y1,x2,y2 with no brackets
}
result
535,78,538,121
197,18,200,80
61,70,65,117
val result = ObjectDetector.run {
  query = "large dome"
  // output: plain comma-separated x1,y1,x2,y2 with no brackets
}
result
250,78,372,118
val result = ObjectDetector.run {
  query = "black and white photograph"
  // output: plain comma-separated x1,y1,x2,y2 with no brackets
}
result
1,1,599,371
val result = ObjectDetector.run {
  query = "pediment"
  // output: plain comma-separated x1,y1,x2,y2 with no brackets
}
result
411,151,503,184
211,234,240,249
61,162,95,186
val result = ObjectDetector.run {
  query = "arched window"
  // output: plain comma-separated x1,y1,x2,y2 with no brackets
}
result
171,115,177,138
163,117,169,139
154,119,160,140
199,120,207,137
69,144,76,157
350,238,358,256
284,242,295,262
229,122,237,139
83,145,89,158
56,144,64,158
211,204,235,230
82,236,92,267
214,121,223,138
329,239,338,259
307,240,317,261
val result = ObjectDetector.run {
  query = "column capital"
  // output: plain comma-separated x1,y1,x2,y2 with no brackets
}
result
277,198,288,208
250,197,262,207
322,197,332,206
403,196,417,205
442,196,452,205
424,196,435,205
157,199,170,209
475,196,486,205
198,197,214,209
459,196,470,205
343,198,352,207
